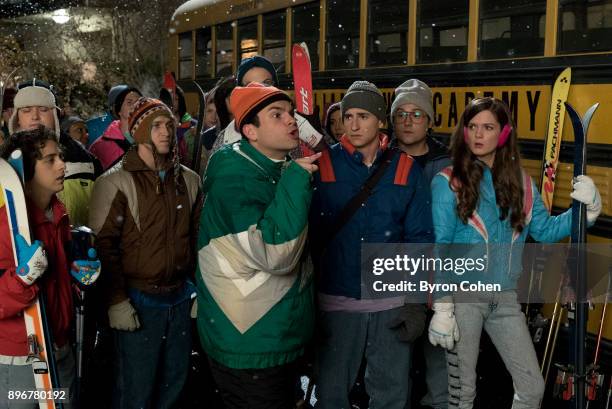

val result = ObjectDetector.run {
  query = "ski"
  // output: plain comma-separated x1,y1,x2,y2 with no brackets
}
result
293,43,313,117
567,102,598,409
1,151,61,409
292,42,326,155
191,78,207,175
536,67,572,379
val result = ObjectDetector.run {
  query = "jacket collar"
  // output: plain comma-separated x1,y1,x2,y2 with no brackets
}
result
27,195,68,228
339,133,389,164
122,148,173,174
238,139,287,178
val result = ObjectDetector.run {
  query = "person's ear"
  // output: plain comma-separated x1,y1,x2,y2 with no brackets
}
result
242,123,257,142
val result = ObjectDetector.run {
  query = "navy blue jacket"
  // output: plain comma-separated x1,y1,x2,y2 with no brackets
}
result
310,136,435,299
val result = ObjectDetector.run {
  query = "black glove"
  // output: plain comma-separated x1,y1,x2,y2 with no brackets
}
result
387,303,427,343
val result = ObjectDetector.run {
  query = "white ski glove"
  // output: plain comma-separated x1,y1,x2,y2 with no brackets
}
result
570,175,602,224
295,112,326,151
15,234,48,286
108,299,140,331
428,298,460,350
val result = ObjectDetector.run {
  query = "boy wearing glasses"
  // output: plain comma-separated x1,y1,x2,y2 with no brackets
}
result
391,79,450,409
391,79,450,183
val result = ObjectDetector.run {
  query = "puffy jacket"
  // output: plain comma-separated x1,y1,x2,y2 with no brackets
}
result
310,135,435,299
89,149,202,305
89,120,131,171
196,140,314,369
56,132,102,227
431,166,572,290
0,196,73,355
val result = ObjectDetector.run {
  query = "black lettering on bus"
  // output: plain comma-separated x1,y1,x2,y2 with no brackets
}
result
465,92,475,107
433,92,443,127
527,91,540,131
483,91,494,98
448,93,458,128
501,91,518,124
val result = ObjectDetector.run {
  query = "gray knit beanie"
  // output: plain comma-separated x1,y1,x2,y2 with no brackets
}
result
391,79,434,123
341,81,387,121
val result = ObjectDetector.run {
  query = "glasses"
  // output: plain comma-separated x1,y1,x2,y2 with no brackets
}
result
394,110,426,124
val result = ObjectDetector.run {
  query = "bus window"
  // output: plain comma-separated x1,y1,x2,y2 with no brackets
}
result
558,0,612,54
263,11,286,71
179,32,193,80
293,2,320,70
238,17,258,62
216,22,234,77
196,27,212,78
417,0,468,63
367,0,408,66
326,0,360,69
479,0,546,59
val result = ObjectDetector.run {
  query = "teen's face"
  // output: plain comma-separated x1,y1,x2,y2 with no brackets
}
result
149,115,175,155
2,107,13,123
393,103,430,147
343,108,382,150
244,100,298,160
329,109,344,141
464,109,501,167
17,106,55,132
69,122,89,145
242,67,274,86
119,92,141,122
204,101,217,128
30,140,65,196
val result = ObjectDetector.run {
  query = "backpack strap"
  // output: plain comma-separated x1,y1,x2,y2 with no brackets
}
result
394,153,414,186
318,149,336,182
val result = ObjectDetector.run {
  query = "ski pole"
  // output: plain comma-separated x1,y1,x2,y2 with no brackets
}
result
605,376,612,409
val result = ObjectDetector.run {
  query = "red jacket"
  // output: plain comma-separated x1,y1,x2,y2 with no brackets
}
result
0,196,73,356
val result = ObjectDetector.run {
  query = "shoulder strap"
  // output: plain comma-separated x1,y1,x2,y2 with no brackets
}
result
394,153,414,186
318,149,336,182
324,147,397,247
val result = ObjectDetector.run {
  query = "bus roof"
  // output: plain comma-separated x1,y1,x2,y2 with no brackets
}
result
170,0,312,33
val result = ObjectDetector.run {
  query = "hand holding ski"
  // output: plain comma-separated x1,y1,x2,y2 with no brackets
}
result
15,235,48,285
570,175,602,224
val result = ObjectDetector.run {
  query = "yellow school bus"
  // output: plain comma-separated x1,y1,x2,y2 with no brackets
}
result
168,0,612,398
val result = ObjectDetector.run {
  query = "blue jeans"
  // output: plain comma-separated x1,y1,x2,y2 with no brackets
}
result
448,291,544,409
113,295,191,409
314,307,413,409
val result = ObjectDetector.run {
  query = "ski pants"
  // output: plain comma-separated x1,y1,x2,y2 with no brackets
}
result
448,291,545,409
0,344,75,409
314,307,413,409
112,296,191,409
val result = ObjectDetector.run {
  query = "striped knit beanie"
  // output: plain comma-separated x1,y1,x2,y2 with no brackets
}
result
128,97,174,144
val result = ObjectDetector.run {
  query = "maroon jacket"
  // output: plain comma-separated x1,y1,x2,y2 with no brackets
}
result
0,196,73,356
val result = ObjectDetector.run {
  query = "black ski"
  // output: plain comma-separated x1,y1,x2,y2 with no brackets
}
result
564,102,599,409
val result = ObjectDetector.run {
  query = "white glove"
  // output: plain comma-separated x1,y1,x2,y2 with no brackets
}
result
295,113,325,150
428,300,460,350
108,299,140,331
570,175,602,224
15,235,48,286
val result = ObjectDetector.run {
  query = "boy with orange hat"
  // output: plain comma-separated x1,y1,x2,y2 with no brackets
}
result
195,82,319,408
